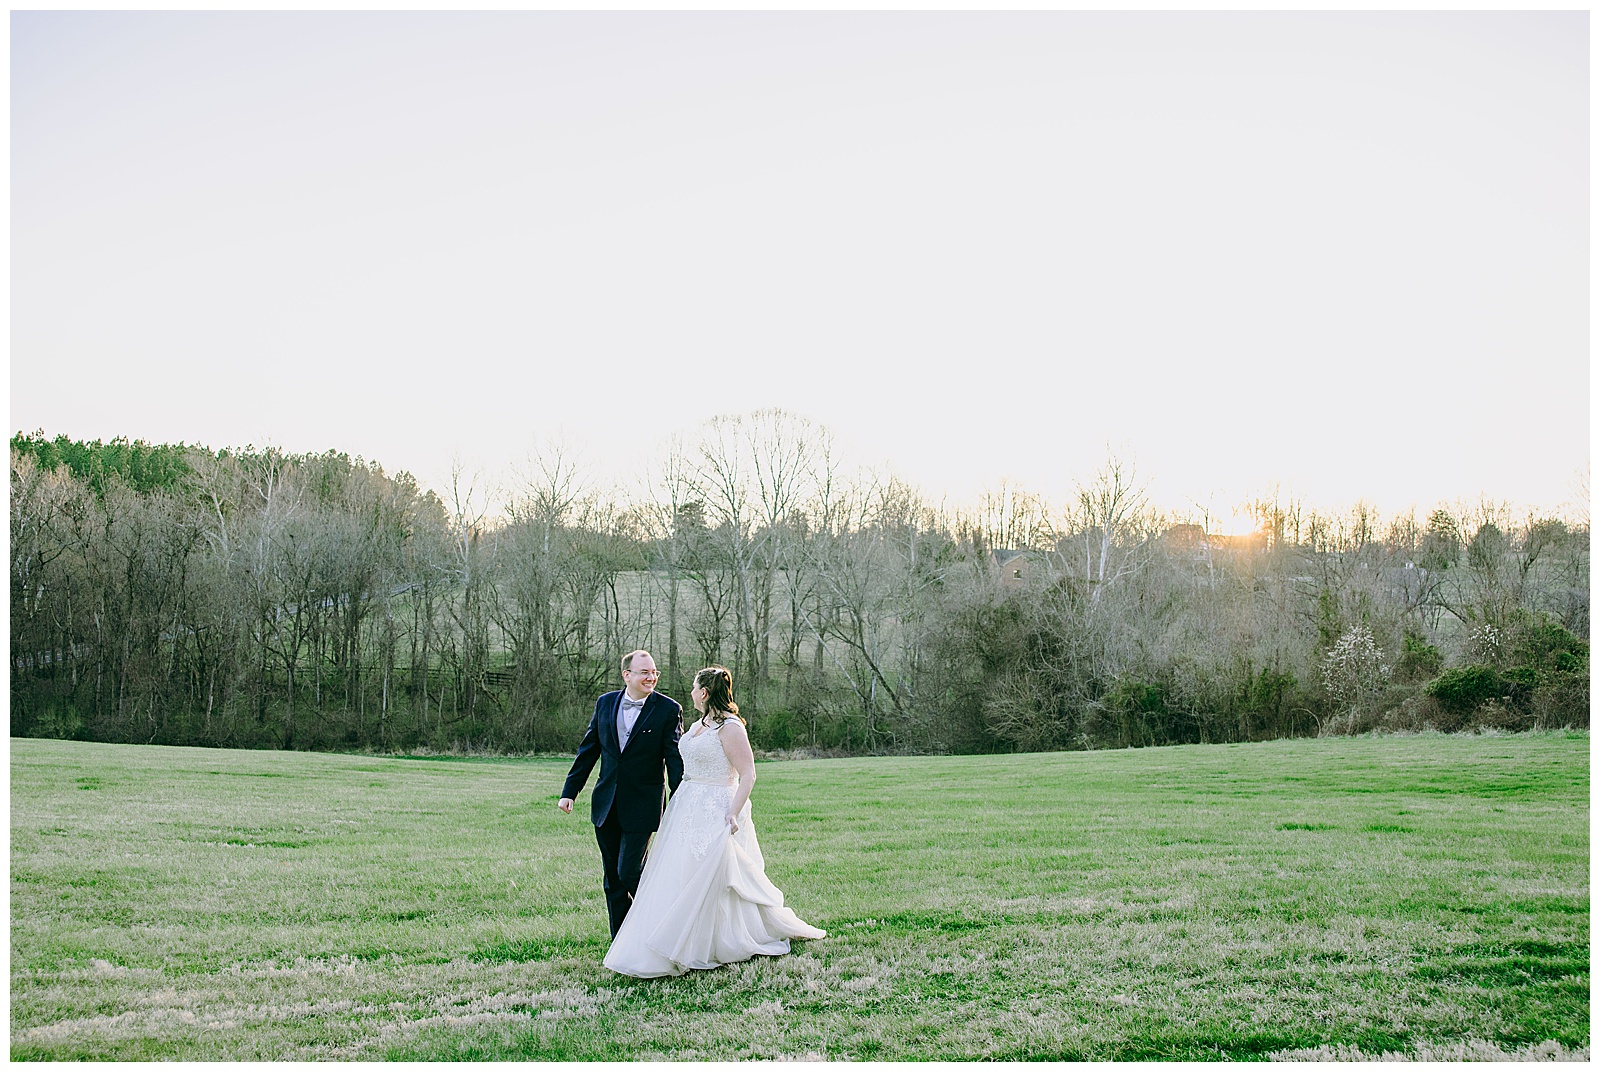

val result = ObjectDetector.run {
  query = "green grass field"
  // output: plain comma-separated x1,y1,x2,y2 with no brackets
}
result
10,732,1589,1060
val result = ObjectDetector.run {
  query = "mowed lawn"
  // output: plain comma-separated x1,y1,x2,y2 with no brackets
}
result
9,732,1589,1061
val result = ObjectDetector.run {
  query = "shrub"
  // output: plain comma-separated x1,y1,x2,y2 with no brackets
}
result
1510,618,1589,683
1467,623,1506,666
751,707,795,751
1507,617,1592,729
1396,631,1444,682
1474,700,1536,732
1392,693,1453,732
1239,665,1300,736
983,671,1074,753
1100,678,1197,747
1424,665,1504,717
1321,625,1392,716
1530,676,1590,729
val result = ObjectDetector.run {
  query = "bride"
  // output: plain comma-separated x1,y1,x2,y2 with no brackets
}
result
603,665,825,978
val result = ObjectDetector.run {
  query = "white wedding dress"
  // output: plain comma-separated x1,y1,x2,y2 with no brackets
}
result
603,720,825,978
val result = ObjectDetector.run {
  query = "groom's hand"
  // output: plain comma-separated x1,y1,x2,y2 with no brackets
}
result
557,797,574,813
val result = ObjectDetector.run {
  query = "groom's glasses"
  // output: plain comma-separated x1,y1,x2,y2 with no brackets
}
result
630,669,659,678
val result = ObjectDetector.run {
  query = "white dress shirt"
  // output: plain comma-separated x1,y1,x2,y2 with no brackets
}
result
617,693,646,749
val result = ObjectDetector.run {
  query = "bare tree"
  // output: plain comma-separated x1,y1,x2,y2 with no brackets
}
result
1068,454,1155,607
972,479,1056,557
689,410,821,706
638,435,699,691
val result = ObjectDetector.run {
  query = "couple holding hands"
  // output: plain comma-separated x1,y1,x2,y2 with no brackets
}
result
557,650,825,978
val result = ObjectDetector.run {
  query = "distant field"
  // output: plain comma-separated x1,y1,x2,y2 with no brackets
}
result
9,733,1589,1060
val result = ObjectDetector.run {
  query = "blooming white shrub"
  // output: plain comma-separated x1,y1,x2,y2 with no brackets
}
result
1467,622,1504,664
1321,624,1392,712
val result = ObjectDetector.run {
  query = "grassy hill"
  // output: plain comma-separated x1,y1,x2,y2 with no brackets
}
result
9,732,1589,1060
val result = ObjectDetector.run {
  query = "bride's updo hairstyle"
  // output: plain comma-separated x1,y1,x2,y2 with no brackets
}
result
695,665,744,726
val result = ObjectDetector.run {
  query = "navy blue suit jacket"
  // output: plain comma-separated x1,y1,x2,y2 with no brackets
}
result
561,690,684,831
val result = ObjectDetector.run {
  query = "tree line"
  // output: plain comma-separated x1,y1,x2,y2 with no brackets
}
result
10,418,1589,756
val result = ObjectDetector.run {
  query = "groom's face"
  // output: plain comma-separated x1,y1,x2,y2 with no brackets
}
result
623,655,659,697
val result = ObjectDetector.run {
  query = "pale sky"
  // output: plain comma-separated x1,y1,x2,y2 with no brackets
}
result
11,12,1590,524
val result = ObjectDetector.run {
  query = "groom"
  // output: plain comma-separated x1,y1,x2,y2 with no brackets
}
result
558,649,684,937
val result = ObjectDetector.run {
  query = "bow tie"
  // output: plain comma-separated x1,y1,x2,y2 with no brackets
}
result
620,696,645,709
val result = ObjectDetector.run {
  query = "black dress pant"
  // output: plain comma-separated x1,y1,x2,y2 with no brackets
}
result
595,810,653,938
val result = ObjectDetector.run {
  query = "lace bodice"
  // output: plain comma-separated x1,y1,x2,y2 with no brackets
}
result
680,722,737,786
669,722,745,862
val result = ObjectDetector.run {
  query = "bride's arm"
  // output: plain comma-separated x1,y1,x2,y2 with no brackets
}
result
718,720,757,832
